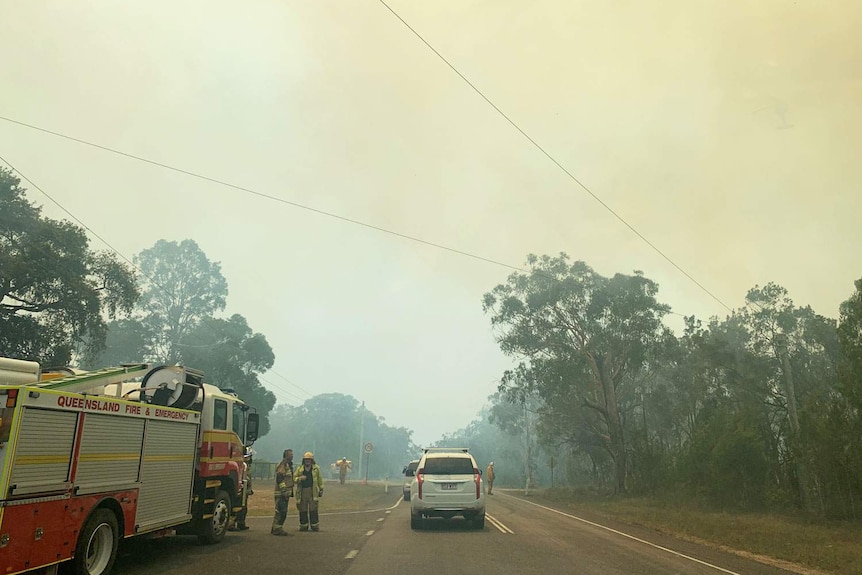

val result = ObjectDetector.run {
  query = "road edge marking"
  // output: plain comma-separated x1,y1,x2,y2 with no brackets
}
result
500,493,744,575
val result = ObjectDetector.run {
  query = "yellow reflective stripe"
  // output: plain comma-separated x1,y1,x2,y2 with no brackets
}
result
80,453,140,462
144,454,194,462
17,453,193,466
16,455,70,465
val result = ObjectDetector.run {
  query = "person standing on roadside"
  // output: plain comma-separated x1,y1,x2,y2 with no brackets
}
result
271,449,295,536
230,447,254,531
337,457,352,485
294,451,324,531
485,461,495,495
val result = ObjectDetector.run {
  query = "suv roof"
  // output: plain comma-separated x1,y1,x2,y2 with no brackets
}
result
423,447,469,453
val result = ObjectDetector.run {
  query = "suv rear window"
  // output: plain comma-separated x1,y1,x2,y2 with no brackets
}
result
423,457,474,474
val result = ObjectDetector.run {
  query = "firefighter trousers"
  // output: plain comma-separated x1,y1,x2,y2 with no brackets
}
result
297,487,319,530
272,494,290,531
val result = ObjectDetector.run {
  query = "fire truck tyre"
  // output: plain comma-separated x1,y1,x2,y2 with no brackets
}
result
199,490,231,544
73,508,119,575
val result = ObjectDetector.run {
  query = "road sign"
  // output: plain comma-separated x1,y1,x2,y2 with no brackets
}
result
364,442,374,454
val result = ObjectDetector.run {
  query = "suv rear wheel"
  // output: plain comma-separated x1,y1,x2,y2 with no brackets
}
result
410,513,422,530
472,513,485,529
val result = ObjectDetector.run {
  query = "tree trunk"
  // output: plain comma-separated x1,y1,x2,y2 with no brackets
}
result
778,342,814,513
600,361,628,494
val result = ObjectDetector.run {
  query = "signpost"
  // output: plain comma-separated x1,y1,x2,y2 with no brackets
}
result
363,442,374,485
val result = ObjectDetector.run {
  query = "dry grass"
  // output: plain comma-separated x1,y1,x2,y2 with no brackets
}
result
524,489,862,575
245,480,400,516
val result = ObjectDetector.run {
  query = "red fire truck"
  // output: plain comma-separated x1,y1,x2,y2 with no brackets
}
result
0,357,259,575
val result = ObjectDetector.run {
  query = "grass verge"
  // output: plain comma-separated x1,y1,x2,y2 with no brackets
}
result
520,488,861,575
246,480,400,517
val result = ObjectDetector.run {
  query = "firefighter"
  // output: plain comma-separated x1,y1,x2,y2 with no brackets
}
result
337,456,352,485
230,447,254,531
271,448,295,536
485,461,495,495
294,451,324,531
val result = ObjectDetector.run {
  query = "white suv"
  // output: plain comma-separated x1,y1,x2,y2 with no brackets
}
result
410,448,485,529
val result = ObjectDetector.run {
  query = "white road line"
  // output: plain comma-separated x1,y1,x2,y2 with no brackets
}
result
319,496,403,516
366,530,375,536
345,550,359,559
501,493,744,575
486,513,514,534
376,517,385,522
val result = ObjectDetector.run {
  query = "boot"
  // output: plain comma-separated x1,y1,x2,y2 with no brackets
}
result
299,511,309,531
271,522,289,536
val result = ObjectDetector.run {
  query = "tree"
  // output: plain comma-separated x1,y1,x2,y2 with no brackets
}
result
736,283,837,512
0,167,138,364
180,314,277,435
483,254,670,493
259,394,417,479
135,239,228,363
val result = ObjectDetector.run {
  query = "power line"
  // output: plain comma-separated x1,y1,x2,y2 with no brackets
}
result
375,0,732,313
0,155,313,403
0,115,727,317
2,130,714,333
0,115,523,273
269,369,314,398
0,153,138,273
259,375,306,404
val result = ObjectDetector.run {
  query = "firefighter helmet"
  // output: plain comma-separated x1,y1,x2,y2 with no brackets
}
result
303,451,314,459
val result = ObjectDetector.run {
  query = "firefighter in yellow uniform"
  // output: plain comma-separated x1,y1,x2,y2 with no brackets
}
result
337,457,352,485
271,449,295,536
485,461,495,495
294,451,324,531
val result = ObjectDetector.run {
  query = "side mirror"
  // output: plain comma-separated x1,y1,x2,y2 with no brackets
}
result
405,469,415,477
246,413,259,443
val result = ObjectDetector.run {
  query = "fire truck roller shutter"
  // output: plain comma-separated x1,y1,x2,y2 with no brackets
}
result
9,408,77,496
140,366,201,409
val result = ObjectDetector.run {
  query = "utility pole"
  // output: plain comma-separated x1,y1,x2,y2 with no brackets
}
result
524,400,531,496
357,401,365,481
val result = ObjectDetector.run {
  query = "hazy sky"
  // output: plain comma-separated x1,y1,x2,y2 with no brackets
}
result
2,1,860,446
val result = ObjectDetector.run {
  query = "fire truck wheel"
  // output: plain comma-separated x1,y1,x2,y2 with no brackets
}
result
199,489,231,544
73,508,119,575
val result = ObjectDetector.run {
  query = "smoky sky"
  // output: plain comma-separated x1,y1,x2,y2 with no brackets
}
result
2,0,860,446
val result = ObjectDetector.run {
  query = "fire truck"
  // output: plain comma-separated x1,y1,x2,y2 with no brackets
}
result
0,356,260,575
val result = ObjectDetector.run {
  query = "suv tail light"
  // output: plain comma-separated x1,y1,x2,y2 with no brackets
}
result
474,468,481,499
417,469,425,499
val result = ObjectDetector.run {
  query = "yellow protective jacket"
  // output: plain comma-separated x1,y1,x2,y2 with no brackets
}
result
275,459,295,497
293,463,324,503
485,464,495,482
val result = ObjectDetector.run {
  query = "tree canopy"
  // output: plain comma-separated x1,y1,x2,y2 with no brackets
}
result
0,167,138,364
483,254,670,492
481,254,862,517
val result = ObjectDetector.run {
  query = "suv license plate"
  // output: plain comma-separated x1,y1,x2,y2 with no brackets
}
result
441,483,456,490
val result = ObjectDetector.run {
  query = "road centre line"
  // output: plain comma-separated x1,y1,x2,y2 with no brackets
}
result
366,530,375,536
486,513,514,534
345,550,359,559
500,494,744,575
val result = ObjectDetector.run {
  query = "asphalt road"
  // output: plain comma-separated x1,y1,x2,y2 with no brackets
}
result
112,491,805,575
